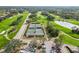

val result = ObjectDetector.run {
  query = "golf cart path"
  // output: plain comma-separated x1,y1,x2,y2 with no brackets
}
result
0,31,5,35
0,31,10,40
62,31,79,40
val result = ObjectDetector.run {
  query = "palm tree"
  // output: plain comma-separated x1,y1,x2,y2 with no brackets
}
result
54,32,63,53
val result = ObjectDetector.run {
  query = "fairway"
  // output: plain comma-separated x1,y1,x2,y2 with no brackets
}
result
0,11,28,49
37,13,79,46
55,21,79,29
59,32,79,46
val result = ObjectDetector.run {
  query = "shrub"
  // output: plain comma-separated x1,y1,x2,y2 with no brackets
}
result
10,16,23,26
4,39,22,53
47,15,55,21
8,26,16,34
46,24,59,37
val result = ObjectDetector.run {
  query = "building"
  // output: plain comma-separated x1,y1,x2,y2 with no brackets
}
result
26,24,44,37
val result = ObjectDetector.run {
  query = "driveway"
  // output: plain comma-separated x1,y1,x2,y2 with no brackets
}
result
44,41,54,53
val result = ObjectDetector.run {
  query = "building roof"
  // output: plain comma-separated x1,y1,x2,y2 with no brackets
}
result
29,24,41,28
26,24,44,36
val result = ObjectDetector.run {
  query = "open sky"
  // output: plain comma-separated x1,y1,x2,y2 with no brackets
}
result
0,0,79,6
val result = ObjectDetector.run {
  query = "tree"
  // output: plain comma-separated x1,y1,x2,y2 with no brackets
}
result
29,14,36,19
4,39,22,53
47,15,55,21
46,24,59,37
54,32,64,53
9,9,18,15
41,11,49,16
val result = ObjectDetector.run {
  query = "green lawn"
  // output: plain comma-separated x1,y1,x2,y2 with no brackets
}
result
0,15,19,49
36,12,48,26
49,14,79,46
50,13,79,25
0,35,9,48
0,16,16,32
66,19,79,25
0,11,28,49
51,21,79,39
59,32,79,46
50,14,64,21
50,21,79,46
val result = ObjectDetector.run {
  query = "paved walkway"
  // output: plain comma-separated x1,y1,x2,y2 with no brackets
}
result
13,13,31,40
42,25,49,40
61,44,70,53
0,30,10,40
0,31,5,35
44,40,56,53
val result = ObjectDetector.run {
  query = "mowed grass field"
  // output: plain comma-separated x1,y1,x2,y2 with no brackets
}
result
51,21,79,39
0,15,19,48
37,14,48,26
50,14,79,46
0,15,19,32
0,35,9,48
50,13,79,25
66,19,79,25
37,13,79,39
0,11,28,49
37,12,79,46
8,12,28,39
59,32,79,46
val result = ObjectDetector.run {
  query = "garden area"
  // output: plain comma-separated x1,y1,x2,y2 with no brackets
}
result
65,19,79,25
